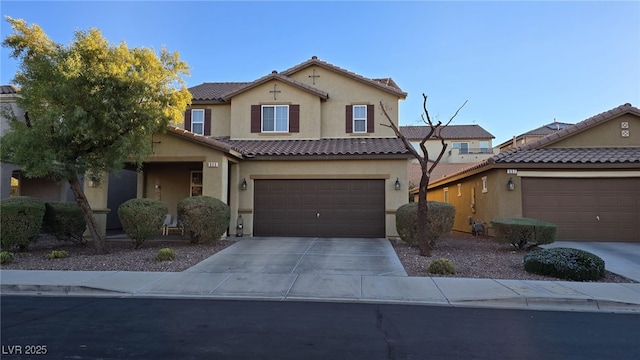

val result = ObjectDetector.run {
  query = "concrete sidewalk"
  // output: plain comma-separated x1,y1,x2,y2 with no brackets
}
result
1,237,639,313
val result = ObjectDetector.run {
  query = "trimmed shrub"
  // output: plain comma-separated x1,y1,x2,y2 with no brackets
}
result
156,248,177,261
48,250,69,259
177,196,230,244
0,196,46,251
524,247,605,281
427,258,456,275
0,251,14,265
118,198,168,249
43,201,87,244
396,202,456,246
491,217,557,250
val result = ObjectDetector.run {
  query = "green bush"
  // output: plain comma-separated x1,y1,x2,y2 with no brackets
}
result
48,250,69,259
0,196,46,251
177,196,230,244
42,202,87,244
524,247,605,281
491,217,557,250
396,202,456,246
156,248,177,261
118,198,168,249
427,258,456,275
0,251,14,265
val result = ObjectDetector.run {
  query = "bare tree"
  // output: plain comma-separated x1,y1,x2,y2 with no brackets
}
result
380,94,467,256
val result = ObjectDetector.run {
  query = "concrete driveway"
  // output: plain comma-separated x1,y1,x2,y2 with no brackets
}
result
185,237,408,276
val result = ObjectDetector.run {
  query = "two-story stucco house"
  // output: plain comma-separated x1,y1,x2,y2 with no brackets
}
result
85,57,411,238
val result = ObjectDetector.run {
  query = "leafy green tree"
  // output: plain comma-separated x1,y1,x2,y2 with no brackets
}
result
1,17,191,253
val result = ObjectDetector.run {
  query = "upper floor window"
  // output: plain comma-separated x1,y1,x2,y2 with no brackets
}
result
452,142,469,154
479,141,490,154
191,109,205,135
262,105,289,132
353,105,367,133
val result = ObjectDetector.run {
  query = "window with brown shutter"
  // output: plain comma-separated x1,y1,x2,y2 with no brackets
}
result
346,104,374,134
252,104,297,133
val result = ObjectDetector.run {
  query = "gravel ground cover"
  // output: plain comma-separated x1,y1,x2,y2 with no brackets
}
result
1,232,634,283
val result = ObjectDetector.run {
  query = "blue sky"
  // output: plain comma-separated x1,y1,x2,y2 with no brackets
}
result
1,1,639,144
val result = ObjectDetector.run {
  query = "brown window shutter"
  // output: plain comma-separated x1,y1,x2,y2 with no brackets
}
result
184,109,192,131
367,104,374,133
204,109,212,136
345,105,353,133
289,104,299,133
251,105,261,133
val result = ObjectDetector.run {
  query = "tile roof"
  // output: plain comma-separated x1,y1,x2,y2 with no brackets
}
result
521,121,573,136
188,56,406,102
165,127,243,155
400,125,494,140
189,82,249,102
214,137,411,157
0,85,19,94
493,147,640,164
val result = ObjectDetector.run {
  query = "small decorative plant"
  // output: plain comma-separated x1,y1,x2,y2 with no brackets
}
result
48,250,69,259
427,258,456,275
0,251,14,264
156,248,177,261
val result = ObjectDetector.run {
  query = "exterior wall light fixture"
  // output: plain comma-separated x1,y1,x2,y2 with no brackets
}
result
395,178,401,190
507,177,515,191
241,178,248,191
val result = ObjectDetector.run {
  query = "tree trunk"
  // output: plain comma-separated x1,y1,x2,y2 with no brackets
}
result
416,166,431,256
68,176,108,254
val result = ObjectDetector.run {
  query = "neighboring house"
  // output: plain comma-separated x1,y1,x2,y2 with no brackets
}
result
424,103,640,242
400,125,496,163
0,85,74,202
497,120,573,152
86,57,411,238
0,85,136,230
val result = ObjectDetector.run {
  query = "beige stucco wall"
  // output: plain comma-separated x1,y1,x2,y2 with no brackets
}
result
412,139,495,163
427,169,523,234
142,132,237,214
229,80,323,140
287,66,400,139
549,113,640,148
236,158,409,238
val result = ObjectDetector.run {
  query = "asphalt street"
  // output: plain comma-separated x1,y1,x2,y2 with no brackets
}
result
1,296,639,360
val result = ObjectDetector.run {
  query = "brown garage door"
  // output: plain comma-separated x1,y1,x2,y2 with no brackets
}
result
254,179,385,238
522,177,640,242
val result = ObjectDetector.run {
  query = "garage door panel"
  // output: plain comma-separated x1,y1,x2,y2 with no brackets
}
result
522,177,640,242
254,179,385,238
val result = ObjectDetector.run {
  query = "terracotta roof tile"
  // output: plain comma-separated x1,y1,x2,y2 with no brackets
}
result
400,125,494,140
494,147,640,164
189,82,248,102
215,137,410,157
